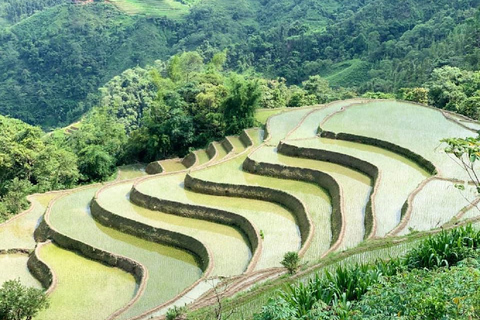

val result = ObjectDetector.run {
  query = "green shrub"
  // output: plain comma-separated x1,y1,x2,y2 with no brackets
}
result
405,225,480,269
0,279,49,320
352,265,480,319
280,252,300,274
256,226,480,320
166,306,187,320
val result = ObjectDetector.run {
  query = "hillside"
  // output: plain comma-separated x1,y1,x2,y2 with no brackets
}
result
1,0,480,127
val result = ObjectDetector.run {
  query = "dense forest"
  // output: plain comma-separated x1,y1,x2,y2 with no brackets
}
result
1,0,480,128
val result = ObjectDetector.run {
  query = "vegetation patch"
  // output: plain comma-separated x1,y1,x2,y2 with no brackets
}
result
254,225,480,320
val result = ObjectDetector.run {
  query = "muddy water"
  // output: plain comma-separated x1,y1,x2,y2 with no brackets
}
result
192,155,333,264
0,193,58,250
252,146,371,251
48,187,202,320
287,100,361,140
99,181,251,276
195,150,211,165
228,136,247,153
267,108,313,145
160,159,187,172
289,138,430,236
35,243,136,320
0,253,41,288
137,173,301,270
116,163,147,180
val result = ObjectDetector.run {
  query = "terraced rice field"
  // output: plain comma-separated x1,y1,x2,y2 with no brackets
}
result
265,107,313,146
251,146,371,250
255,108,286,124
0,253,40,288
191,155,333,263
227,136,248,153
159,159,187,172
134,173,300,270
48,188,202,319
321,100,478,180
4,99,480,320
287,137,430,236
212,141,229,160
35,243,136,320
396,179,478,235
287,99,366,140
0,193,58,249
108,0,191,19
195,150,211,165
97,180,251,276
116,164,147,180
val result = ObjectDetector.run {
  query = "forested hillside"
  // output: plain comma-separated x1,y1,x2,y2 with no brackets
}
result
1,0,480,128
0,3,176,128
0,0,68,27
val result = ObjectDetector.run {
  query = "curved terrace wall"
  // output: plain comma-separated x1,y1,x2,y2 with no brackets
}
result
239,130,254,147
27,244,54,290
277,141,378,238
221,138,234,153
181,152,197,168
90,198,210,272
129,186,260,271
319,130,437,175
184,172,312,255
206,142,216,160
241,157,344,249
145,161,164,175
34,218,145,284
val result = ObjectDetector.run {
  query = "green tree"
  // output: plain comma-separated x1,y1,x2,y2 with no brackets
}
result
0,178,32,221
32,145,79,191
209,50,227,72
0,279,49,320
280,251,300,274
223,74,261,134
167,55,182,83
77,145,116,182
179,51,204,82
442,136,480,193
302,75,333,104
398,87,429,104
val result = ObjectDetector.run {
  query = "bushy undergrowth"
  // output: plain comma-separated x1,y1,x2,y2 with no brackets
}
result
405,224,480,269
352,265,480,319
254,225,480,320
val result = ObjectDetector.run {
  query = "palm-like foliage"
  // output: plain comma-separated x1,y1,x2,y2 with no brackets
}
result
405,225,480,269
269,225,480,318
